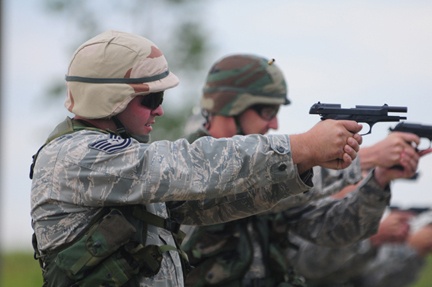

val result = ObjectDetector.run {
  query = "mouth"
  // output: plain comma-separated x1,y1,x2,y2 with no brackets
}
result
145,121,155,127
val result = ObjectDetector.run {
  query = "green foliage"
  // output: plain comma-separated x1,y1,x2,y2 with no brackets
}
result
1,252,432,287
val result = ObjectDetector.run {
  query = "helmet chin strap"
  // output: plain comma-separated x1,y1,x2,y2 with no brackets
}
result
112,116,130,138
112,116,150,143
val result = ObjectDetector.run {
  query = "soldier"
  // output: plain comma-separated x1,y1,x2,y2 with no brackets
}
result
30,31,363,287
286,134,432,287
288,200,432,287
356,211,432,287
180,53,420,287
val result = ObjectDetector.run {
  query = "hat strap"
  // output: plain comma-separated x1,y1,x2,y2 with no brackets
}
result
65,70,169,84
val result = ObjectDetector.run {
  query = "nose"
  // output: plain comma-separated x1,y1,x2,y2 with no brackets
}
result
268,117,278,130
152,105,164,116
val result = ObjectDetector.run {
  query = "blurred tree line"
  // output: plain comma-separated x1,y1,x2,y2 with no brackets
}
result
41,0,216,140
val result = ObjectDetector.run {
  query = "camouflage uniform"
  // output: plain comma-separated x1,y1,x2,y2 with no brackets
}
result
289,211,432,287
350,244,426,287
288,233,426,287
30,31,315,287
182,129,391,287
180,54,391,287
269,161,362,213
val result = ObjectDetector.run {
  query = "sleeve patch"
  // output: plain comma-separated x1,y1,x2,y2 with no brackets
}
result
89,134,132,154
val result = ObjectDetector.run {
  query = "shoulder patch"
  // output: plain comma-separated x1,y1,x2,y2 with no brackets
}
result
89,134,132,154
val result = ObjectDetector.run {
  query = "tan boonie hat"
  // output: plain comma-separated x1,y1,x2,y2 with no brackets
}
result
65,30,179,119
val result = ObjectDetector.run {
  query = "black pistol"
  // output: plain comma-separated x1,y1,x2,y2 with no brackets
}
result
310,102,407,135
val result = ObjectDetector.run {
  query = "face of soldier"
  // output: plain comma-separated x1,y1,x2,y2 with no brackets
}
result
238,104,279,135
116,94,164,136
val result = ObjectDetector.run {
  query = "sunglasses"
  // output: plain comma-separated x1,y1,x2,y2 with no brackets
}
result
250,104,280,121
140,92,164,110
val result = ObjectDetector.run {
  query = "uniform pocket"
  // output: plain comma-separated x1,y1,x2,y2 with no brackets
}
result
55,209,136,279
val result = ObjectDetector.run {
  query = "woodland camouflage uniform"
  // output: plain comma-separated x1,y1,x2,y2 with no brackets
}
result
181,54,392,287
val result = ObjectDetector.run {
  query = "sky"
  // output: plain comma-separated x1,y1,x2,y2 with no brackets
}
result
2,0,432,251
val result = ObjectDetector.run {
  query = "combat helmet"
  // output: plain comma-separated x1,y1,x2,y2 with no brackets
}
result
65,30,179,119
201,54,290,117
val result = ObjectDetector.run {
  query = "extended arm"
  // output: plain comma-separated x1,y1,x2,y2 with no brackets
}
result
288,210,413,281
284,170,391,247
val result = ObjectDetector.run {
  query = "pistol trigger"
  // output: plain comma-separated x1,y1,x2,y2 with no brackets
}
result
359,124,372,136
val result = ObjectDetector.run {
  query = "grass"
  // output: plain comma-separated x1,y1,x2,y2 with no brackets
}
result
1,252,43,287
411,255,432,286
1,252,431,287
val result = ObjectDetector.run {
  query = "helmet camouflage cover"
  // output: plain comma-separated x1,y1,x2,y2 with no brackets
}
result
201,54,290,116
65,30,179,119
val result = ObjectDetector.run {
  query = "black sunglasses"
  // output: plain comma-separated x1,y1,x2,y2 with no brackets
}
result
250,104,280,121
140,92,164,110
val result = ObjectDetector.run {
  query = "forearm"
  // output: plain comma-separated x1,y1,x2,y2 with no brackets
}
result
358,145,379,172
171,175,313,225
353,244,426,287
288,170,391,247
270,160,363,213
288,234,377,280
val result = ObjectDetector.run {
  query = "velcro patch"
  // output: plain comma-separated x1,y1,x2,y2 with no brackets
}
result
89,134,132,154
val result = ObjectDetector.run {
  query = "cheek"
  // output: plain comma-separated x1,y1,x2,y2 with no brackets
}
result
246,123,267,135
240,115,266,134
120,105,150,127
131,108,151,124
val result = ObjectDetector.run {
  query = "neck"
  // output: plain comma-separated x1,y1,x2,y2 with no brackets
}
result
206,115,237,138
73,116,117,131
73,116,150,143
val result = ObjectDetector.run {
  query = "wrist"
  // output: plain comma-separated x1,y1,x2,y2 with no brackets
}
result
359,146,377,172
373,167,392,189
290,134,315,168
369,234,384,247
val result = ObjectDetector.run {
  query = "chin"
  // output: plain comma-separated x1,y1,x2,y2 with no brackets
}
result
143,126,153,133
